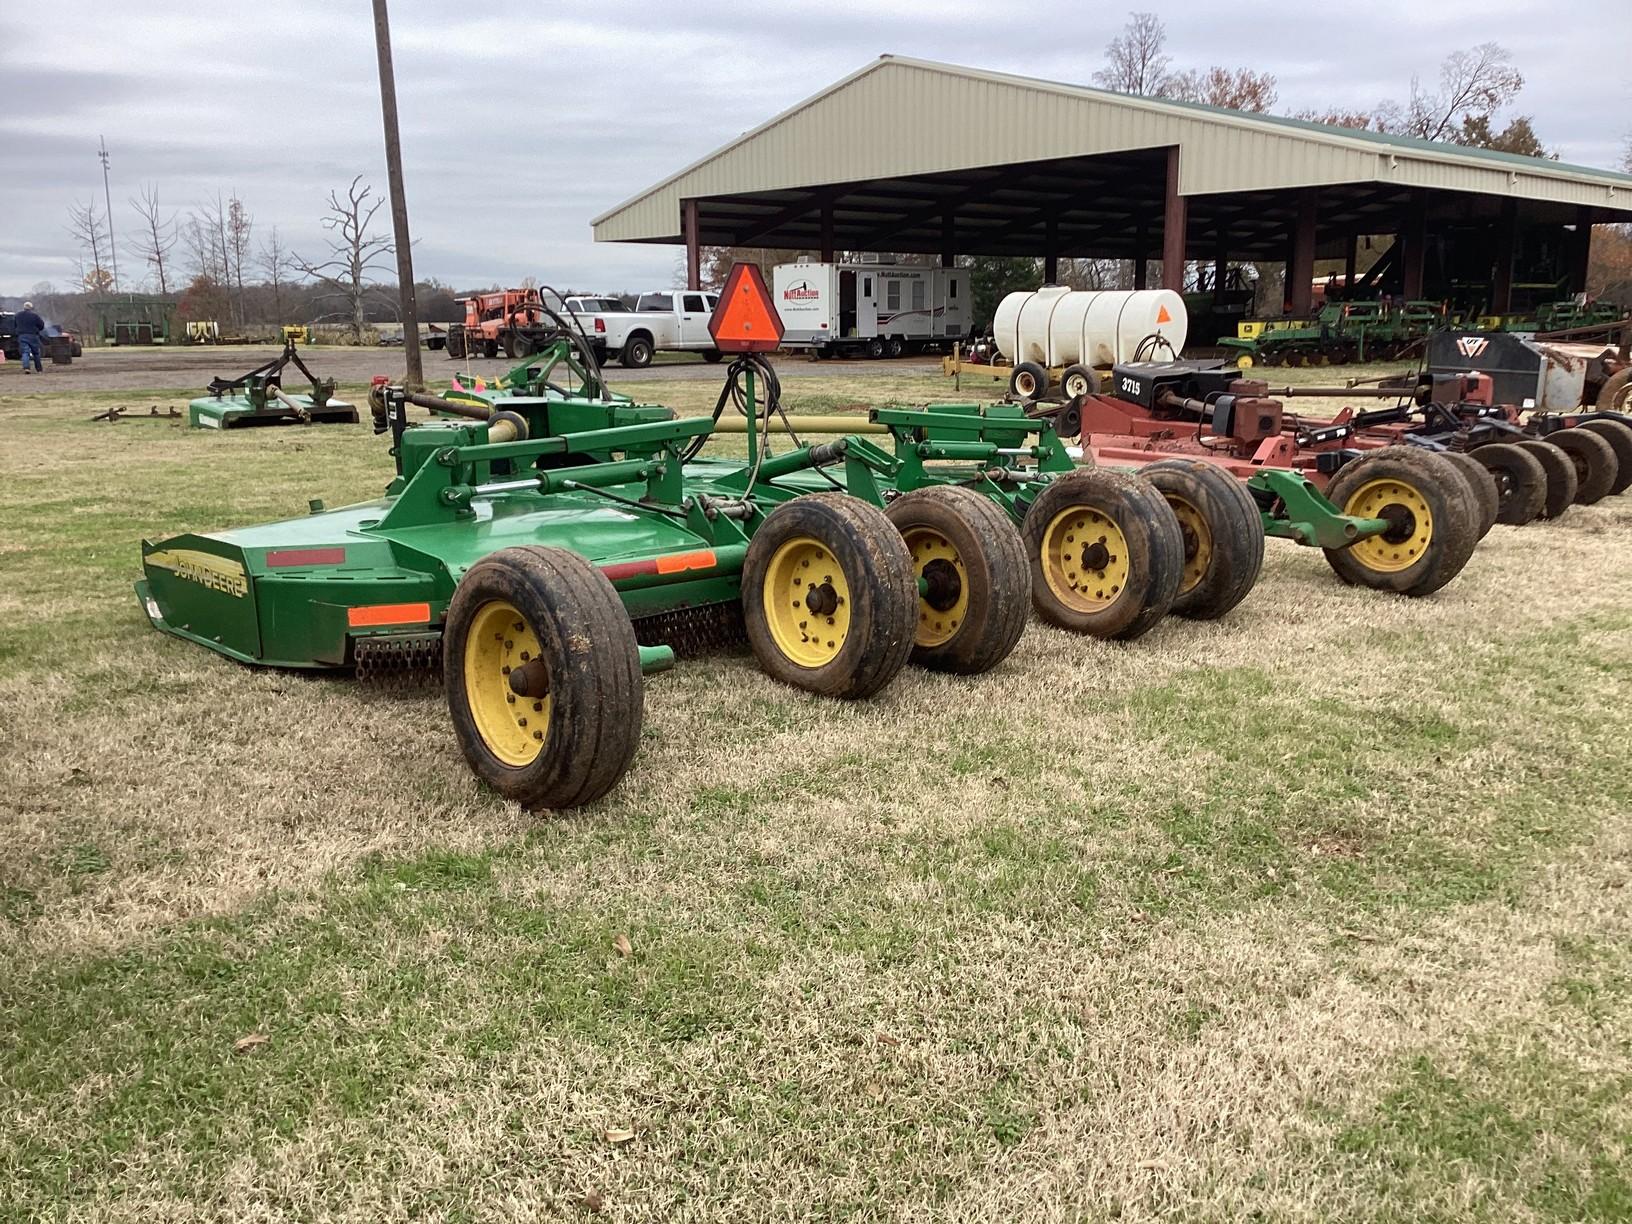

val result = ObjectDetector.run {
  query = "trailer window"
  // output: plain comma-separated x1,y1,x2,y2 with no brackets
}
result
886,280,901,311
912,280,926,310
949,278,958,298
637,293,672,311
864,277,872,297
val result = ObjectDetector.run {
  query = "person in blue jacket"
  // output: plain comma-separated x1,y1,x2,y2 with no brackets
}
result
13,302,46,373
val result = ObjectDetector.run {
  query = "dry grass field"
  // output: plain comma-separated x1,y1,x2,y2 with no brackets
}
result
2,361,1631,1221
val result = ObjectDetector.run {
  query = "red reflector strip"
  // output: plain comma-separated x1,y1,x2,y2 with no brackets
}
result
600,550,717,582
267,547,346,568
348,602,432,628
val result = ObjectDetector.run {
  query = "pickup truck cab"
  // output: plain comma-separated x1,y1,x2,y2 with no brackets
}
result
565,290,724,367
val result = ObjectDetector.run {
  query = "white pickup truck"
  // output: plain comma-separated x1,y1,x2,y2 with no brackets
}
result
563,291,725,367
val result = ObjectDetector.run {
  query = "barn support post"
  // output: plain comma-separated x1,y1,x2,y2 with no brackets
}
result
1401,192,1427,300
1567,206,1595,296
1161,146,1187,291
1288,188,1318,314
1044,214,1059,283
1492,198,1518,313
941,213,955,268
683,199,701,291
820,203,835,263
1343,233,1358,296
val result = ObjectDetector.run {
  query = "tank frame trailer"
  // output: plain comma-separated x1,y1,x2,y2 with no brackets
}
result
140,339,1432,808
188,341,358,429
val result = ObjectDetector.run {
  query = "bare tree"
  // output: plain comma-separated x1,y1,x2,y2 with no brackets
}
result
1093,12,1171,96
294,176,395,341
1167,66,1277,112
67,200,113,293
1376,43,1524,142
226,195,253,325
129,183,178,295
257,226,293,324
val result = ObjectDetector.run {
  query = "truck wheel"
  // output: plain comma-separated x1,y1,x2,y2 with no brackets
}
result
742,494,916,699
444,546,644,810
1140,459,1264,619
1021,468,1184,640
1470,442,1547,525
621,335,654,368
1440,451,1499,539
885,486,1029,674
1595,368,1631,412
1515,439,1577,518
703,349,724,364
1546,428,1617,505
504,332,533,359
1008,361,1049,401
446,332,466,359
1322,447,1477,596
1060,364,1099,399
1576,419,1632,495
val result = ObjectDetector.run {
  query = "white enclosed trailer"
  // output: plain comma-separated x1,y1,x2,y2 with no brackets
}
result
773,259,968,356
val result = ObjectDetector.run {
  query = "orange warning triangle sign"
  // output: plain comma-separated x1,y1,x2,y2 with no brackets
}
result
1156,305,1172,324
708,262,785,353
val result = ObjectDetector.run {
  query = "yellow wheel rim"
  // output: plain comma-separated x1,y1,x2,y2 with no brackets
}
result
462,599,551,767
1040,506,1131,612
902,527,969,647
762,536,852,667
1165,495,1213,596
1235,354,1254,369
1344,477,1433,573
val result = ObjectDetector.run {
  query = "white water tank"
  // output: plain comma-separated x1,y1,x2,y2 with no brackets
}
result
992,286,1188,367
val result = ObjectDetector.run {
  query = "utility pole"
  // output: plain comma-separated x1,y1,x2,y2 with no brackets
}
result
98,136,119,292
371,0,423,389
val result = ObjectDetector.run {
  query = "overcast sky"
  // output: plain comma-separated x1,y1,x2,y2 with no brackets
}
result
3,0,1629,298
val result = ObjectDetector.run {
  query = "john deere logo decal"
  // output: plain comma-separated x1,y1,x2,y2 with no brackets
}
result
1457,336,1489,358
147,548,248,598
782,280,819,301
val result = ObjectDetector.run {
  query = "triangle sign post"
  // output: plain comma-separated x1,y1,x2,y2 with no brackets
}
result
708,262,784,353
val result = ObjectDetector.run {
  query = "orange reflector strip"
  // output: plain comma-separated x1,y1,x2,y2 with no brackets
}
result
348,602,432,628
654,549,717,575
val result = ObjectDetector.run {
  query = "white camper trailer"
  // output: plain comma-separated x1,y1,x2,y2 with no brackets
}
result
772,259,967,356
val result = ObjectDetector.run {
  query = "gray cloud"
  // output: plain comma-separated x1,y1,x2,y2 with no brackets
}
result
2,1,1627,295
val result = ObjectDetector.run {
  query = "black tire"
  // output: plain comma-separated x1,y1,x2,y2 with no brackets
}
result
1141,459,1265,619
620,335,654,368
884,486,1030,674
483,339,499,360
446,332,466,359
1021,468,1184,640
1323,447,1477,596
703,349,724,363
886,337,906,358
1060,363,1099,399
1009,361,1049,401
1440,451,1498,540
1577,419,1632,496
1546,428,1617,505
444,546,643,810
741,494,916,699
865,337,886,360
1470,442,1546,525
503,332,520,359
1515,439,1577,519
1596,367,1631,413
